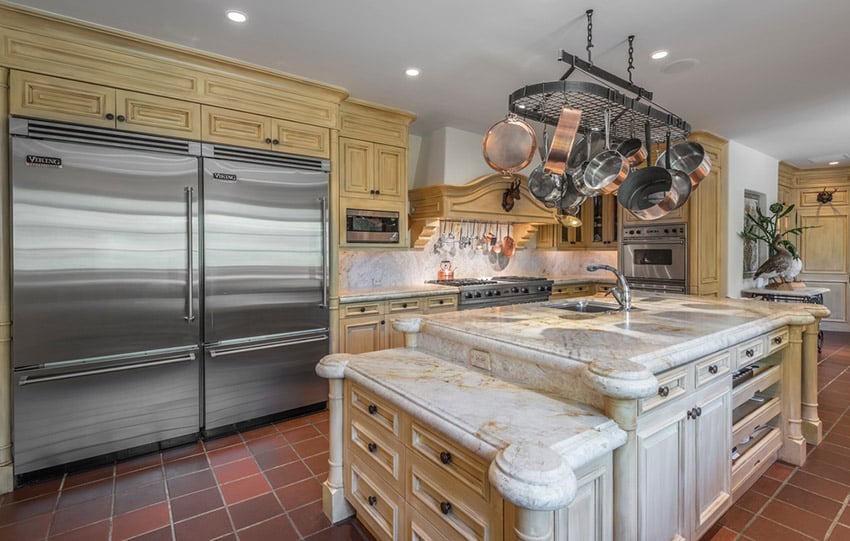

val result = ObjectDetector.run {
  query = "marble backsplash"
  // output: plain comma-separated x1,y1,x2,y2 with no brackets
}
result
339,235,617,288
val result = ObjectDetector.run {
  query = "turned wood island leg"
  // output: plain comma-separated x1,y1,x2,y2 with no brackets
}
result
801,320,823,445
781,326,807,465
316,355,354,523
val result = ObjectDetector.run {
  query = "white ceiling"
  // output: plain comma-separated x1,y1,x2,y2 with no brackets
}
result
8,0,850,168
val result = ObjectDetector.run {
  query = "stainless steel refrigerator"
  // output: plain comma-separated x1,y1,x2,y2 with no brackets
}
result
10,119,329,475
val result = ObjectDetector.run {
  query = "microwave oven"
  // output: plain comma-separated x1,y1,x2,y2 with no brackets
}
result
345,208,400,243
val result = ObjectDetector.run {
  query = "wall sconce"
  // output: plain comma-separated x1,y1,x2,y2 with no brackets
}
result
817,187,838,204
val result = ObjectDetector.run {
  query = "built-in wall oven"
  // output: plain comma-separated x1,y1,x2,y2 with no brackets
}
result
620,223,688,294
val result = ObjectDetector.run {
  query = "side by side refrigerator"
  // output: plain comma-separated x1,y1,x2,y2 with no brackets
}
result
9,119,330,475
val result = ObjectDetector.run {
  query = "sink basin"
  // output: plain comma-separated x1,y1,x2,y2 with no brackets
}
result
549,301,623,313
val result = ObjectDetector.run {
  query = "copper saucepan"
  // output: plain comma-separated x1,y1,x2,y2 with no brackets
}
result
482,114,537,176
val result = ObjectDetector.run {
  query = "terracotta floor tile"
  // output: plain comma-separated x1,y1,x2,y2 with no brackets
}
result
275,477,322,510
312,410,329,422
162,441,204,462
115,453,162,475
164,454,210,478
741,516,815,540
764,461,796,482
0,493,57,524
239,424,280,441
825,431,850,450
265,460,313,489
254,445,299,470
112,501,170,541
114,482,166,515
282,425,321,443
750,475,782,497
801,459,850,486
170,486,223,523
717,505,754,532
213,457,261,484
0,478,61,506
208,444,252,468
236,514,298,541
0,512,50,541
115,466,164,493
314,420,330,436
203,433,243,452
289,500,332,537
245,434,289,456
125,526,174,541
275,416,313,431
56,477,113,508
760,499,832,539
830,523,850,540
48,519,110,541
227,493,284,530
63,465,114,489
839,506,850,525
789,470,850,502
166,468,217,498
808,447,850,472
698,525,737,541
737,490,770,513
219,474,271,505
775,484,843,519
293,436,330,459
50,496,112,535
173,508,234,541
304,452,330,478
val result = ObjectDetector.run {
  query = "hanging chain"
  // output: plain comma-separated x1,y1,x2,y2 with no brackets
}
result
627,35,635,84
585,9,594,65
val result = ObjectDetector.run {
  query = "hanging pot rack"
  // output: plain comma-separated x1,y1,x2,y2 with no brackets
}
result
507,10,691,145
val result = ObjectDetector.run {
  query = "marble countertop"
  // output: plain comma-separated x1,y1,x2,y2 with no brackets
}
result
742,286,830,298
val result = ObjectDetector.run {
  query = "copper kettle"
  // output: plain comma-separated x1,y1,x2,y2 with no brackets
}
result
437,260,454,281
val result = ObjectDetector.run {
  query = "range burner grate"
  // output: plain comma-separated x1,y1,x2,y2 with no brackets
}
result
426,279,498,287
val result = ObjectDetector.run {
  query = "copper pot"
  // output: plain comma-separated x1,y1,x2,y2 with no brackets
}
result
482,114,537,175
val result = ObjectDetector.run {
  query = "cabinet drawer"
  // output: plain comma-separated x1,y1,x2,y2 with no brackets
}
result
388,298,422,313
695,351,732,388
349,383,402,438
347,458,404,541
767,328,789,354
342,302,383,318
409,420,490,501
551,283,593,299
736,337,766,368
731,428,782,494
732,396,782,447
425,295,457,312
639,366,688,414
116,90,201,139
407,454,501,541
10,71,114,128
271,118,329,158
408,507,451,541
350,410,405,492
732,364,781,410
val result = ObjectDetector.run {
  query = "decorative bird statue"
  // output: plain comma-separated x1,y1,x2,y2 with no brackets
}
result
754,235,795,284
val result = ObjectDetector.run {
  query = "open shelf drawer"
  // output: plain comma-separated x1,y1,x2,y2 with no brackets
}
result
732,396,781,448
732,364,781,410
732,427,782,496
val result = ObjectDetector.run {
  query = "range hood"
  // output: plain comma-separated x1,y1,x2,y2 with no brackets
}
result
408,173,554,249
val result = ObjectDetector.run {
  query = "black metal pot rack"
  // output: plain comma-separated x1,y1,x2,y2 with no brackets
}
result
507,10,691,145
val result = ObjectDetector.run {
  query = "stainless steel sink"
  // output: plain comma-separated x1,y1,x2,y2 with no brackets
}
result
548,300,624,313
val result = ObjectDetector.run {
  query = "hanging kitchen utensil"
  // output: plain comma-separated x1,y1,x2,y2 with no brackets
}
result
558,172,587,215
482,113,538,176
617,127,680,220
662,130,692,210
492,223,503,254
616,138,647,168
567,130,604,170
576,109,629,196
655,141,712,189
528,106,581,206
502,223,516,257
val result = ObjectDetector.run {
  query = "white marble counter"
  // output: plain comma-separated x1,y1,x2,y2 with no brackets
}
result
339,283,459,303
549,275,616,286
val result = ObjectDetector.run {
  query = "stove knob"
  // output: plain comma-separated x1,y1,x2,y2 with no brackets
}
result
511,287,519,293
486,290,494,297
495,290,501,296
537,286,545,292
464,292,473,299
474,291,482,298
521,287,529,294
546,285,552,291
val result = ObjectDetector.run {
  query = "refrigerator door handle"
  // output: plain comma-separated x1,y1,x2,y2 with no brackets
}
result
184,186,196,322
209,334,329,358
17,353,196,386
320,196,329,308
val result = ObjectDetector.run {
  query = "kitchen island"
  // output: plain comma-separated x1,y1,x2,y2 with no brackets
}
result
317,293,828,541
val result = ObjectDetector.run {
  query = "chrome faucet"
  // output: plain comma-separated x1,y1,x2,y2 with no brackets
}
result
587,264,631,312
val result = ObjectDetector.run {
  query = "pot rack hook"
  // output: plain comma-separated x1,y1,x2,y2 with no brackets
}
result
627,35,635,85
585,9,594,66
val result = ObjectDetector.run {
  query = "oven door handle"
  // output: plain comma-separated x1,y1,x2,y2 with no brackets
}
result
622,239,686,245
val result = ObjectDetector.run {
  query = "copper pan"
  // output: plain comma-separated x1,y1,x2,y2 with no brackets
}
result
482,114,537,175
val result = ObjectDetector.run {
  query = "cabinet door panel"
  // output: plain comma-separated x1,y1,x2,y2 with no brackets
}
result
638,412,687,541
10,71,114,127
341,138,373,197
799,211,849,275
341,316,384,354
201,105,270,150
375,144,405,200
117,90,200,139
693,387,732,538
271,118,330,158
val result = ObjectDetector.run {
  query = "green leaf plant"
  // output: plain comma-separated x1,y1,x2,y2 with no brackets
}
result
738,202,816,260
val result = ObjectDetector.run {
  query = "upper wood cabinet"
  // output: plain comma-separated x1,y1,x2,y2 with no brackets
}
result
340,137,405,201
687,132,726,297
201,105,329,158
10,70,201,139
585,194,618,249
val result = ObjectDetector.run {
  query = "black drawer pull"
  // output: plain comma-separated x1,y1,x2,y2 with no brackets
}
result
367,442,377,453
439,451,452,465
402,303,408,308
105,113,115,120
745,348,755,358
439,299,444,304
368,495,377,506
658,385,670,398
116,114,126,122
440,501,452,515
368,404,377,415
374,190,380,195
272,139,279,145
708,365,718,374
773,336,783,344
264,138,272,144
359,307,366,313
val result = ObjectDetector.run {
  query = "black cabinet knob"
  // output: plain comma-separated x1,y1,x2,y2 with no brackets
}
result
439,501,452,515
402,303,408,308
368,404,377,415
359,307,366,313
272,139,279,145
264,138,272,144
380,320,385,325
745,348,755,357
439,451,452,464
708,365,718,374
368,442,377,453
658,385,670,398
439,299,444,304
375,190,381,195
116,114,126,122
105,113,115,120
773,336,783,344
368,495,377,506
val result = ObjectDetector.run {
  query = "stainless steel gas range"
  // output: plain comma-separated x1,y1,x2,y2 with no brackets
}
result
427,276,554,310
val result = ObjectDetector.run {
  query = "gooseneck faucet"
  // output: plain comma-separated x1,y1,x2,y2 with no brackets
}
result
587,264,631,312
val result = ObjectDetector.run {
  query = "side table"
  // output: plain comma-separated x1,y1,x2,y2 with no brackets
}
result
742,286,829,352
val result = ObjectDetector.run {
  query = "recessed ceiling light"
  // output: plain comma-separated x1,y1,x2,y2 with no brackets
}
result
829,161,840,165
405,68,420,77
226,10,247,23
650,50,669,60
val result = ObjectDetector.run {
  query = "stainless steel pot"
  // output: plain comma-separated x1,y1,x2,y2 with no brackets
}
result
617,166,677,220
656,141,712,188
558,172,587,215
575,110,628,196
616,138,648,167
567,130,604,169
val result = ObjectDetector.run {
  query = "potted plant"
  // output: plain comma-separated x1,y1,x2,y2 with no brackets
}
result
739,202,813,287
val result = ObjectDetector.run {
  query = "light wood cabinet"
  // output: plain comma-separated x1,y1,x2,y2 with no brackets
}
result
340,137,405,201
585,194,619,249
201,104,329,158
686,133,726,297
10,70,201,139
339,295,458,354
